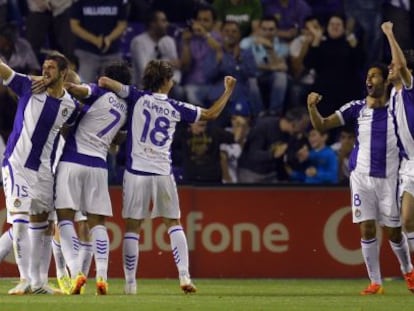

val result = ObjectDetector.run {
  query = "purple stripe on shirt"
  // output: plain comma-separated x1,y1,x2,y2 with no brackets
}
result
60,150,107,168
3,94,31,160
370,108,388,178
25,97,61,170
402,89,414,142
390,93,408,159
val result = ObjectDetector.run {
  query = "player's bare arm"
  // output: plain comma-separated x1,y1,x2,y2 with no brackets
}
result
307,92,342,132
64,83,89,99
0,58,13,81
382,21,412,86
98,76,123,94
200,76,237,121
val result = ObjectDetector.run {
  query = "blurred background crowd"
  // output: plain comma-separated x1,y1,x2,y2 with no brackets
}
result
0,0,413,186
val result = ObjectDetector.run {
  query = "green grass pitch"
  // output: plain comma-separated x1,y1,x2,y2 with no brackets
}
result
0,278,413,311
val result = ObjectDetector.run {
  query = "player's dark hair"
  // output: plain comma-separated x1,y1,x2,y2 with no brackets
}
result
369,62,389,81
103,61,131,85
45,52,69,72
142,59,174,92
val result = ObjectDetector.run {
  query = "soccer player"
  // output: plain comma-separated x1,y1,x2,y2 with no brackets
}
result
0,52,79,294
382,22,414,253
307,63,414,295
98,59,236,294
54,61,131,295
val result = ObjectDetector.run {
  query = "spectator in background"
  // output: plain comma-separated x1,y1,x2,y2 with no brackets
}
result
344,0,384,65
180,4,222,106
305,0,343,25
204,21,257,127
212,0,263,38
331,126,355,185
238,107,308,183
383,0,413,55
304,13,365,141
287,128,338,184
130,10,184,99
240,16,289,117
0,0,8,27
220,102,251,183
0,23,40,74
0,23,41,142
288,15,321,108
70,0,128,82
25,0,75,64
173,120,235,184
151,0,199,25
261,0,312,43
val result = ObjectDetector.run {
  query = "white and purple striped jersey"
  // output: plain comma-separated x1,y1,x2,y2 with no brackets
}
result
2,72,79,176
390,76,414,160
60,84,127,168
335,99,399,178
122,87,201,175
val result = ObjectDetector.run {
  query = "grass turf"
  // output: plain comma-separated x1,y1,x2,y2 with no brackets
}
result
0,278,413,311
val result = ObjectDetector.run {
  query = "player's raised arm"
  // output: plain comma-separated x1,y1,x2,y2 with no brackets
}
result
200,76,237,121
382,21,411,87
0,58,14,81
307,92,342,132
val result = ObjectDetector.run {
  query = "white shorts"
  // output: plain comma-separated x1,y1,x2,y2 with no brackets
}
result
54,162,112,217
399,159,414,197
350,171,401,227
2,162,54,215
122,171,180,220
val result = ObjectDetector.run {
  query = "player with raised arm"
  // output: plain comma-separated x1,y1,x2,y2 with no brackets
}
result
0,52,79,294
382,21,414,254
53,62,131,295
307,63,414,295
98,59,236,294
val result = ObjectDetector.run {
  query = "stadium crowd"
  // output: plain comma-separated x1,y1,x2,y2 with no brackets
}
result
1,0,414,297
0,0,413,188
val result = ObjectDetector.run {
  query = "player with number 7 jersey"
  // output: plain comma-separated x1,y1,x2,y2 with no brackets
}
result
98,59,236,294
53,62,132,295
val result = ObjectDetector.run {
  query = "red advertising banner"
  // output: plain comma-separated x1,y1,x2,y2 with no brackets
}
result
0,186,403,278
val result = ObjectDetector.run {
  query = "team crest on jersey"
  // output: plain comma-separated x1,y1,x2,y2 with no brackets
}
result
354,209,361,218
14,199,21,208
62,108,68,117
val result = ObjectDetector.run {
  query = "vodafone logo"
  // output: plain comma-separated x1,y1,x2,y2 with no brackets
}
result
323,206,383,265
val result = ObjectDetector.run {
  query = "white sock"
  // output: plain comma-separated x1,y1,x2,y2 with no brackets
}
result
406,232,414,252
79,241,93,277
40,234,52,285
361,238,382,285
12,215,30,281
90,225,109,280
0,227,13,262
168,225,190,276
389,234,413,274
52,238,68,278
123,232,139,286
29,221,48,288
58,220,81,278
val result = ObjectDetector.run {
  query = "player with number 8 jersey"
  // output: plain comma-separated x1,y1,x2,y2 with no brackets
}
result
98,59,236,294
